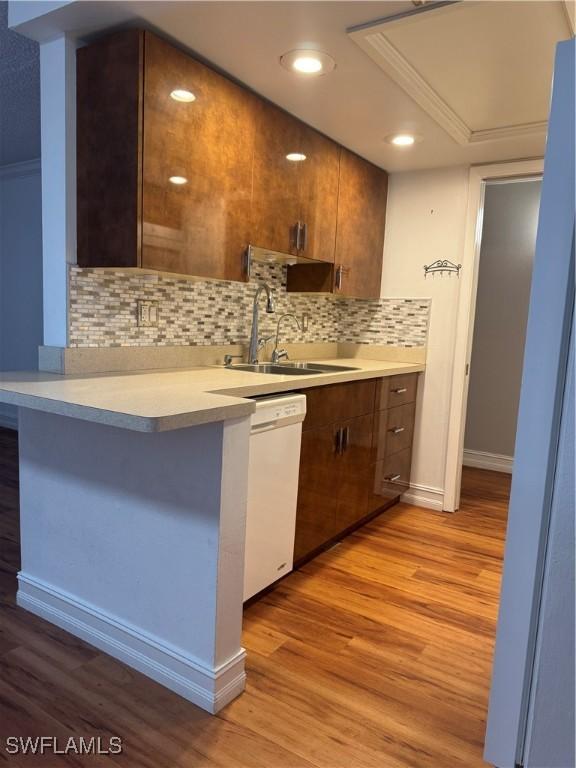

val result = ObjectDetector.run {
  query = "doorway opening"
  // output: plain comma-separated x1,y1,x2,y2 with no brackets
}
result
444,159,544,512
462,178,542,482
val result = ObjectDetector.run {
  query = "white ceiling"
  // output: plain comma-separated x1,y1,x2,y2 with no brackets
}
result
9,0,574,172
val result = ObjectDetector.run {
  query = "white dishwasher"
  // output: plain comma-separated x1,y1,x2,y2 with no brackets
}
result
244,393,307,601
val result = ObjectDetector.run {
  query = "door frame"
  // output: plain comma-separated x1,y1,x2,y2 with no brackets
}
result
443,158,544,512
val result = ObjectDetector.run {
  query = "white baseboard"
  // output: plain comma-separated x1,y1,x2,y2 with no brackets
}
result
0,404,18,431
463,449,513,474
401,482,445,511
17,573,246,714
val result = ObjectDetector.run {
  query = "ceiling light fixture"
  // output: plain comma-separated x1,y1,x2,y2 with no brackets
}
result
385,133,421,147
280,49,336,76
286,152,307,162
169,176,188,185
170,89,196,103
293,56,322,74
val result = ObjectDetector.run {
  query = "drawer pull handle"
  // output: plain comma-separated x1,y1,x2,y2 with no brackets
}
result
391,387,407,394
389,426,405,435
384,474,401,483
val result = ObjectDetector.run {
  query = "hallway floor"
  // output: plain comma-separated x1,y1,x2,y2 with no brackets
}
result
0,427,509,767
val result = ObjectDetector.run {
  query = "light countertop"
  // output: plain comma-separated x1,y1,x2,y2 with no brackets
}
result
0,358,425,432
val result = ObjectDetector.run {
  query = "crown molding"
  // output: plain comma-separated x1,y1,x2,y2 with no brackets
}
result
357,30,470,144
350,29,549,147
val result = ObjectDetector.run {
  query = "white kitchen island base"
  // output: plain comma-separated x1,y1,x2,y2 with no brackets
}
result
15,408,251,714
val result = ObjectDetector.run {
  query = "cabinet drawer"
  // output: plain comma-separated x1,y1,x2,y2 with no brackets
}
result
373,402,416,460
368,449,412,511
376,374,418,410
303,380,376,431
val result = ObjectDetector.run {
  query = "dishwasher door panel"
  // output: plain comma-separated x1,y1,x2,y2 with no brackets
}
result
243,420,303,601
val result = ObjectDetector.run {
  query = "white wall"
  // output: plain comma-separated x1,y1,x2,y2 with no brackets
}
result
0,161,43,428
464,180,541,461
381,166,469,510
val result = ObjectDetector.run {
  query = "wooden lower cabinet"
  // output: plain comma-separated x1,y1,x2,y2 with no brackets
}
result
293,424,341,562
334,414,374,532
294,374,419,564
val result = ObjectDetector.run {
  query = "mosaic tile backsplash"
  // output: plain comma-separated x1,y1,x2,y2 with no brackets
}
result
68,264,430,348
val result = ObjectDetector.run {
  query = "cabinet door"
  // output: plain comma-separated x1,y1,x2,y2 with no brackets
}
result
297,127,340,263
77,29,143,268
250,101,302,256
294,424,341,563
142,32,256,280
334,148,388,298
335,414,375,531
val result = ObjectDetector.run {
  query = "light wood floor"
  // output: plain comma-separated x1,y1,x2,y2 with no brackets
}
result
0,427,510,767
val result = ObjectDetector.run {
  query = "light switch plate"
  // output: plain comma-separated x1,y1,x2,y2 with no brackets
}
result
137,300,159,327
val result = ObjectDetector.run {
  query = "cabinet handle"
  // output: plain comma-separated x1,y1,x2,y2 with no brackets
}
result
389,426,405,434
384,474,401,483
341,426,350,452
300,222,307,252
391,387,407,394
335,265,343,290
334,428,343,454
291,222,301,251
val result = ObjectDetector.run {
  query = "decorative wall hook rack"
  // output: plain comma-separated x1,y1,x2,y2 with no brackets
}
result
423,259,462,278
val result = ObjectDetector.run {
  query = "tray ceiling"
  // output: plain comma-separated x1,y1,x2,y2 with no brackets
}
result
349,1,573,146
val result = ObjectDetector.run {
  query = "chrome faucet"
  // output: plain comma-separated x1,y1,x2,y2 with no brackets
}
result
248,283,275,364
271,313,302,364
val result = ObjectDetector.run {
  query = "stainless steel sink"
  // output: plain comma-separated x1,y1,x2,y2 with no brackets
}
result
225,362,359,375
229,363,319,375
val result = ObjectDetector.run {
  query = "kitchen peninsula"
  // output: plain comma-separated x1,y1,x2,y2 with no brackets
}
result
0,357,424,713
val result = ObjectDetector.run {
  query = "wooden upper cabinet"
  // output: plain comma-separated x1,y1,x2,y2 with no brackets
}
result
297,126,340,263
76,29,387,287
250,101,302,256
287,147,388,297
142,33,255,280
250,104,340,263
77,29,144,268
333,148,388,299
77,29,255,280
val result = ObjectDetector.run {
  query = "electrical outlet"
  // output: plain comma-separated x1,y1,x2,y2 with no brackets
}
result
302,313,310,332
137,300,159,327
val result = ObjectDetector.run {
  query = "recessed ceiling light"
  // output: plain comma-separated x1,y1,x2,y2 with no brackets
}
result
385,133,422,147
280,49,336,76
169,176,188,185
293,56,322,74
286,152,307,162
170,89,196,103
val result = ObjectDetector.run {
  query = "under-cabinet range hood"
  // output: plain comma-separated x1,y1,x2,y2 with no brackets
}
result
246,244,327,271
